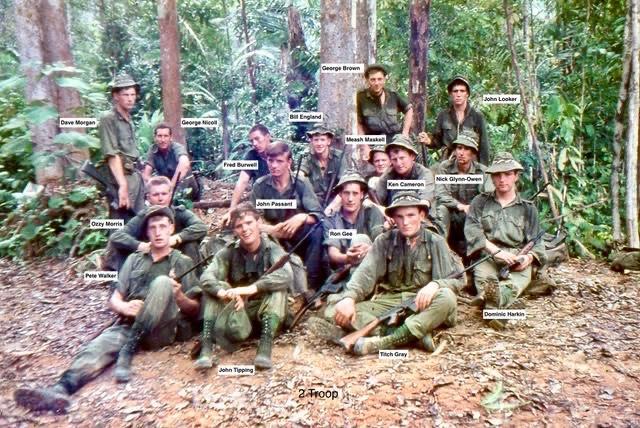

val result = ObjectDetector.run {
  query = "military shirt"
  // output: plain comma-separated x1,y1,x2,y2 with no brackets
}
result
250,174,323,225
98,108,140,173
431,105,490,165
145,142,188,179
337,226,463,302
200,234,293,297
434,159,493,209
323,205,385,253
464,193,547,264
299,147,346,205
356,89,411,141
116,249,201,301
110,205,208,252
376,163,435,206
243,149,269,182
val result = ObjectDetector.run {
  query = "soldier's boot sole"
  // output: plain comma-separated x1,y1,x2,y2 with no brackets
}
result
254,355,273,370
420,333,435,353
14,387,70,413
352,337,380,356
307,317,345,345
194,353,219,370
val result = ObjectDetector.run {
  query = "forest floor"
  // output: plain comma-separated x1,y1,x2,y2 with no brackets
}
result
1,182,640,427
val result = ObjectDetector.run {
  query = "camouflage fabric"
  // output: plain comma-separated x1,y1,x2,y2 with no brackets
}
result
375,163,435,207
299,147,347,205
431,105,490,165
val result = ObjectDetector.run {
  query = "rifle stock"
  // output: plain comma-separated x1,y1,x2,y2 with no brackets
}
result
81,160,119,209
498,230,545,280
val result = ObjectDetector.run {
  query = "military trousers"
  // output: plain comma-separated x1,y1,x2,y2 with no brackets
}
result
281,222,327,291
473,254,532,308
108,170,146,223
324,288,457,340
434,205,468,258
58,276,181,394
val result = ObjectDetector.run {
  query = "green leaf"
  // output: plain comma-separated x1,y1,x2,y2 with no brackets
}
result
53,132,100,150
48,196,65,209
20,222,40,240
558,148,568,172
24,105,58,125
67,187,97,204
0,76,25,93
55,76,92,93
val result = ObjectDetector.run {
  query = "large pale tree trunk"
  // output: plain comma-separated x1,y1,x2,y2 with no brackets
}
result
158,0,185,145
408,0,430,135
14,0,63,184
319,0,376,140
626,0,640,247
239,0,258,112
285,6,314,111
612,4,632,244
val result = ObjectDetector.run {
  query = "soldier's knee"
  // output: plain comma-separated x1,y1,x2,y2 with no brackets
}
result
148,276,173,295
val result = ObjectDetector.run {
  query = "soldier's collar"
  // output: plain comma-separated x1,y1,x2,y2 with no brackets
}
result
392,224,428,247
490,191,523,207
151,144,173,154
366,87,388,100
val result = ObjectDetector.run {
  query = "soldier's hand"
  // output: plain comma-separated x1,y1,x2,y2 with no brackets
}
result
221,211,232,227
457,203,470,214
418,132,432,146
118,186,131,209
169,235,180,247
416,282,439,311
122,299,144,317
494,249,519,266
511,254,534,272
334,297,356,329
137,242,151,253
233,295,245,311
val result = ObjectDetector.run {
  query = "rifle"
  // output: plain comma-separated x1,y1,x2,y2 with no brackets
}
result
81,160,119,210
86,253,214,342
497,229,545,280
322,148,347,207
528,182,550,201
339,250,498,351
289,263,352,330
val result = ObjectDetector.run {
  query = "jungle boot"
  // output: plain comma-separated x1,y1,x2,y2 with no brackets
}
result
352,324,417,356
14,383,70,413
254,313,279,370
194,319,219,370
114,326,144,383
420,332,436,353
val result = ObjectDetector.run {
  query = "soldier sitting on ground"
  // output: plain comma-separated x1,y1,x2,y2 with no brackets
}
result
310,191,463,355
195,202,292,370
14,206,201,413
464,152,547,328
366,145,391,190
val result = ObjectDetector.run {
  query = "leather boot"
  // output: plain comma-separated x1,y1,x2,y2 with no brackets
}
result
14,383,70,413
254,313,279,370
114,326,144,383
194,319,218,370
420,332,435,353
352,324,417,356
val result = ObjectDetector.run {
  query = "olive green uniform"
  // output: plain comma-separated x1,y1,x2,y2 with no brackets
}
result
56,250,200,394
300,148,347,206
356,89,411,143
146,142,200,200
324,226,463,340
431,105,490,165
199,235,291,342
375,163,435,207
464,193,547,308
98,108,145,220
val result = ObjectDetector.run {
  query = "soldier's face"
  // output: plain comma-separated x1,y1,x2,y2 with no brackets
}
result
367,71,386,96
449,84,469,107
340,183,365,214
233,214,261,248
491,170,519,193
372,152,390,174
147,216,174,249
154,128,172,151
389,149,415,176
147,184,172,206
113,87,137,111
455,145,476,166
249,130,271,155
310,135,331,156
392,207,425,238
267,153,292,178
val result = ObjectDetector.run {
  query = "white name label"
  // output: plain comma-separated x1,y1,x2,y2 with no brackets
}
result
379,350,409,359
387,180,426,190
59,118,98,128
483,309,527,320
344,135,387,145
328,229,356,239
320,63,365,73
289,112,324,122
482,94,521,104
435,174,484,184
222,160,258,170
180,118,219,128
255,199,297,209
218,365,255,376
84,271,118,281
89,219,124,229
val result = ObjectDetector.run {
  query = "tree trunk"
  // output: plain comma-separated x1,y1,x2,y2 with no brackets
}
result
408,0,430,135
239,0,258,111
286,6,314,111
158,0,185,145
40,0,89,169
503,0,559,220
319,0,376,139
221,99,230,159
612,4,632,244
14,0,63,185
626,0,640,247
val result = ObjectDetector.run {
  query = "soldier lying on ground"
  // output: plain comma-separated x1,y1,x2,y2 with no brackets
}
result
310,191,463,355
14,207,201,413
195,203,292,370
464,152,547,328
104,176,207,273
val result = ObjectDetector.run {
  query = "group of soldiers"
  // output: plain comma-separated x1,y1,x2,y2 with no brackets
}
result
15,66,552,413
